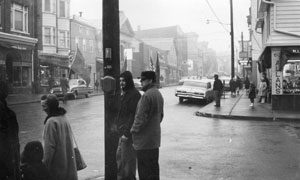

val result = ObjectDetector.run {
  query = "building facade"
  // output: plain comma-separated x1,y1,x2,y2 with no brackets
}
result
38,0,71,93
0,0,38,94
255,0,300,110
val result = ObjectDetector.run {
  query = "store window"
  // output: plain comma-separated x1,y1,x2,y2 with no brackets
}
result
12,65,31,87
282,62,300,94
11,3,28,33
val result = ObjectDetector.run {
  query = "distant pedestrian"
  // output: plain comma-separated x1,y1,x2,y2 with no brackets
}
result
0,80,21,180
94,79,99,92
236,76,242,95
116,71,141,180
60,74,69,103
258,78,267,103
20,141,52,180
48,74,55,91
248,82,256,107
229,77,236,97
40,94,78,180
244,76,250,93
213,74,224,107
131,71,164,180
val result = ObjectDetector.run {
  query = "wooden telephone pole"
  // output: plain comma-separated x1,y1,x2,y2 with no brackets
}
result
102,0,120,179
230,0,235,78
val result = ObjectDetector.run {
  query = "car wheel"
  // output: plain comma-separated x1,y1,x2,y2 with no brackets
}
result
179,97,184,103
73,91,78,99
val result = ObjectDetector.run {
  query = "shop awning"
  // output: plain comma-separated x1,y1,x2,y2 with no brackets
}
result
0,32,37,50
39,53,69,68
258,47,271,72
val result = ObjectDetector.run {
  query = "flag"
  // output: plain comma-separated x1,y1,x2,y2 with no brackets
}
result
155,52,160,88
70,47,85,74
121,56,127,73
149,56,154,71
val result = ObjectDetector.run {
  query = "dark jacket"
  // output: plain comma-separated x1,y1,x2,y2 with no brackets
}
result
248,84,256,99
131,84,164,150
0,99,20,180
213,78,224,91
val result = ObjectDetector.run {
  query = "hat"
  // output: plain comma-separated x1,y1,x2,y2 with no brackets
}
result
141,71,156,83
214,74,218,77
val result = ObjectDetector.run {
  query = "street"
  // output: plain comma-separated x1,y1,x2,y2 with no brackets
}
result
10,86,300,180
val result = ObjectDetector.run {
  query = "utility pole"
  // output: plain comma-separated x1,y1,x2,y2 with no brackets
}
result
102,0,120,179
241,32,245,78
230,0,235,78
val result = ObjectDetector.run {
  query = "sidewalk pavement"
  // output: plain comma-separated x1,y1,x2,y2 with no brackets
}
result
196,90,300,121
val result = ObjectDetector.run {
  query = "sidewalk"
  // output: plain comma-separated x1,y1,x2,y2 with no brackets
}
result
196,90,300,121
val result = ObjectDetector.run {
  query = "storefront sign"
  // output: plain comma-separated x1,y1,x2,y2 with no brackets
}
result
272,48,283,95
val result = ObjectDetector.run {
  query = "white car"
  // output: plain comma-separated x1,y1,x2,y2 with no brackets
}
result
175,79,215,104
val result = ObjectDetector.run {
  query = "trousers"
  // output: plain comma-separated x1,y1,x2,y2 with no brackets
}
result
136,148,159,180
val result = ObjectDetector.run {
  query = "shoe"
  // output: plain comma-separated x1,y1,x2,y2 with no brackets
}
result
214,105,220,107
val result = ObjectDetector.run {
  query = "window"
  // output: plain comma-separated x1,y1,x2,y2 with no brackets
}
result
43,27,56,45
59,0,66,17
89,40,93,52
44,0,51,12
58,30,69,48
83,39,86,52
44,27,51,44
12,65,31,87
11,3,28,33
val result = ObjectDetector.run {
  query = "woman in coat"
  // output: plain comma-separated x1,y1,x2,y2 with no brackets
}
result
40,94,77,180
258,78,267,103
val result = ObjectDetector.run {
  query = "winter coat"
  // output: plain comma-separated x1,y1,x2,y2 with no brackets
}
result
248,84,256,99
258,81,267,97
130,84,164,150
244,78,250,89
0,99,20,180
43,110,77,180
60,78,69,93
117,87,141,140
229,79,236,91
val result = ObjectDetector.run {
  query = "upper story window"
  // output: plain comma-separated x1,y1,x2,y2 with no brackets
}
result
59,0,66,18
83,39,86,52
89,40,93,52
58,30,69,48
44,0,50,12
11,3,28,33
43,26,56,45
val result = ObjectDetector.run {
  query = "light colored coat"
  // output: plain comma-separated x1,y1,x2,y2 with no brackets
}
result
258,81,267,97
130,84,164,150
43,115,78,180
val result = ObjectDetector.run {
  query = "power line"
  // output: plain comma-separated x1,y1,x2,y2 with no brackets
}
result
205,0,230,33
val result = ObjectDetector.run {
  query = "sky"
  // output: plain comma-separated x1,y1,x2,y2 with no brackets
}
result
70,0,251,54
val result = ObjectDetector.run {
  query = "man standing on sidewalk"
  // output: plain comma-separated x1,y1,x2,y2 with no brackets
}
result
131,71,164,180
213,74,224,107
116,71,141,180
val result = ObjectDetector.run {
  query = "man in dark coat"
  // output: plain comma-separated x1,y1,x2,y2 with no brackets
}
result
59,74,69,103
213,74,224,107
116,71,141,180
0,81,20,180
131,71,164,180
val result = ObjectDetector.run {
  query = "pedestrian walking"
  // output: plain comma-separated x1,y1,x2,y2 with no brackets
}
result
40,94,78,180
0,80,21,180
248,82,256,107
47,74,55,92
229,77,236,97
236,76,242,95
244,76,250,94
60,74,69,103
213,74,224,107
116,71,141,180
20,141,52,180
258,78,267,103
130,71,164,180
94,79,99,92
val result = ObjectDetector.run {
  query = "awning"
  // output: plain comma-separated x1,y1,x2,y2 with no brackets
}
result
258,47,271,72
0,32,37,50
39,53,69,68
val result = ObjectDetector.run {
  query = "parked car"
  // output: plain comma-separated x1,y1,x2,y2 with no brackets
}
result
50,79,93,100
175,79,215,104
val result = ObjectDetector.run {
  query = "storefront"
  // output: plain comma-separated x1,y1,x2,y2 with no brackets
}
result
0,32,37,94
39,53,69,93
270,46,300,110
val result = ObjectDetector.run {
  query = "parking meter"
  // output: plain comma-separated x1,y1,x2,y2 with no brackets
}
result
102,76,116,93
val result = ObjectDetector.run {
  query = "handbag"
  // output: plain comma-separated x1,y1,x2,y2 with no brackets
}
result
72,132,87,171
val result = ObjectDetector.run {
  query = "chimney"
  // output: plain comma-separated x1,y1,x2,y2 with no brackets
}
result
79,11,83,17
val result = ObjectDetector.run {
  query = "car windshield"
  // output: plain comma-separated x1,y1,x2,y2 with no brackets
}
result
183,81,207,88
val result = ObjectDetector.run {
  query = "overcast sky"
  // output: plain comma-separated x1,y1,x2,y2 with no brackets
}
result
70,0,251,54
